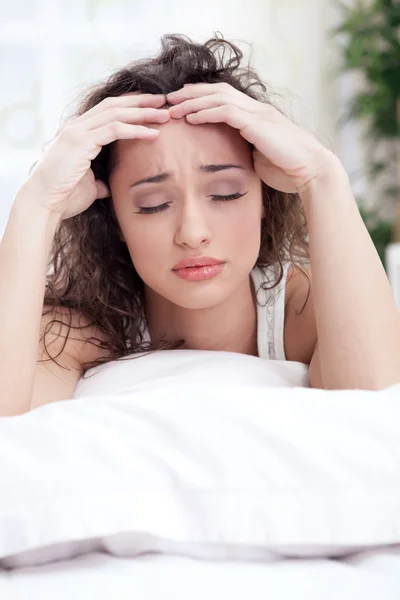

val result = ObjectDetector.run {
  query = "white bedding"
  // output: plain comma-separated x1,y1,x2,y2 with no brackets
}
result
2,550,400,600
1,350,399,598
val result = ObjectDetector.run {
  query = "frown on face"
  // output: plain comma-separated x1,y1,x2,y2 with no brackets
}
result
109,117,264,310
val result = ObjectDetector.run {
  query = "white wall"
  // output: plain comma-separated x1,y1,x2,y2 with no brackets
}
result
0,0,371,234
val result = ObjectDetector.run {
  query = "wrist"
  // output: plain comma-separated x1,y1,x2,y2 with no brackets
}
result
13,182,63,227
11,184,63,244
297,153,350,203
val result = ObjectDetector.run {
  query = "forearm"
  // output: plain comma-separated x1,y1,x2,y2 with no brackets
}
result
299,155,400,390
0,184,61,415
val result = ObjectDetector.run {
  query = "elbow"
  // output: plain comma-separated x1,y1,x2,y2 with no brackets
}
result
309,344,400,391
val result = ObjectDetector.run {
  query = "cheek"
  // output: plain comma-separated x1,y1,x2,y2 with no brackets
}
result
124,220,170,274
228,200,262,247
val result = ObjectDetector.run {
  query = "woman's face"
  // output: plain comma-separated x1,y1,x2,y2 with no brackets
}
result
109,117,264,310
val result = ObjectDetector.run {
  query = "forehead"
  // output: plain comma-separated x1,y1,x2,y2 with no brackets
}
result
112,118,253,174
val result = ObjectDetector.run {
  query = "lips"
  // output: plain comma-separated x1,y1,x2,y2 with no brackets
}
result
172,256,224,271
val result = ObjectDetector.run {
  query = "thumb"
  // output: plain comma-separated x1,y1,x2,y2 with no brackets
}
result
95,179,110,199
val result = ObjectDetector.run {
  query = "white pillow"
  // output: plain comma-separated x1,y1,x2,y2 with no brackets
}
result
73,349,310,397
0,350,399,570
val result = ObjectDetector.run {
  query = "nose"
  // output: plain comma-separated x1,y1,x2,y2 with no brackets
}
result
174,199,212,249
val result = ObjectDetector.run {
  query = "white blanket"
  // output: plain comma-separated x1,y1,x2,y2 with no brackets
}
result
0,350,399,598
2,551,400,600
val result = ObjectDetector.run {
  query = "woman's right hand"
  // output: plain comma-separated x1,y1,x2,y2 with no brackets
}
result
23,93,169,220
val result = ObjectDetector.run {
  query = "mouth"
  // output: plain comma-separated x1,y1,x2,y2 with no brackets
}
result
172,257,224,271
172,259,226,282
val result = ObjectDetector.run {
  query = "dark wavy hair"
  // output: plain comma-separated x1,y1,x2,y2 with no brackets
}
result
38,32,311,376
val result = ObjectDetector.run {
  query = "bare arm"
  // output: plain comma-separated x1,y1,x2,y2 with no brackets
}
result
0,94,167,416
299,156,400,390
0,183,62,416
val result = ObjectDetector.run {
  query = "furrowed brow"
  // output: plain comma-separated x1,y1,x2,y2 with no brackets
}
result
129,164,245,188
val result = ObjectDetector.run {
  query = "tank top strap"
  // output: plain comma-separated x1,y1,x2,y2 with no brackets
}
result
251,262,291,360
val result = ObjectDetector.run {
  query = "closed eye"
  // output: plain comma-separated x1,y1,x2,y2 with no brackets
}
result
211,192,248,202
136,191,248,214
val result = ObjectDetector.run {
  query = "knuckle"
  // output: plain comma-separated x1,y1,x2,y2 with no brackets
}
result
59,124,81,143
102,96,119,110
121,91,141,97
264,103,276,115
106,106,120,120
217,92,229,103
55,117,75,136
109,120,123,135
54,124,64,136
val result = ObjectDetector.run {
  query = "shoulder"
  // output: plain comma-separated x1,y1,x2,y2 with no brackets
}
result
283,264,317,365
40,305,113,369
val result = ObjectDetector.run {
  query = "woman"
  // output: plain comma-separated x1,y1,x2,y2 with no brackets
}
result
1,34,399,416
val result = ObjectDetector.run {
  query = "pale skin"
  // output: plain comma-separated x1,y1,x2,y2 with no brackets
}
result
110,118,264,358
108,82,400,390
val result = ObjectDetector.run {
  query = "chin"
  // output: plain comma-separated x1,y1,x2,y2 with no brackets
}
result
167,282,229,311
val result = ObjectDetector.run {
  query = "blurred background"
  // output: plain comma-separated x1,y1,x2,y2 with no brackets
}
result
1,0,399,300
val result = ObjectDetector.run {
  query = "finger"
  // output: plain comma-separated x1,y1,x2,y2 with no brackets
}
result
61,123,161,161
169,94,226,118
121,93,167,108
95,178,111,199
169,93,260,119
185,105,253,131
84,107,170,131
93,122,161,144
75,94,167,124
166,83,223,104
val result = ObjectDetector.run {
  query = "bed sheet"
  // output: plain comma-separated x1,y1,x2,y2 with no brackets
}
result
1,547,400,600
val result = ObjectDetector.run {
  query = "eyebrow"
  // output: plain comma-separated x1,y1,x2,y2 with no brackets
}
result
128,164,245,189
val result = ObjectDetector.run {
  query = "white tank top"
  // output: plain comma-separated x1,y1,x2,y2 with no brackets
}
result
250,262,290,361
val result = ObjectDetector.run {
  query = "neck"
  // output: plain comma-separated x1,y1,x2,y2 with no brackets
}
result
144,275,258,356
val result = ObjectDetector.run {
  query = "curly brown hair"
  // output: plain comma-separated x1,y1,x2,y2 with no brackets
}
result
38,32,311,377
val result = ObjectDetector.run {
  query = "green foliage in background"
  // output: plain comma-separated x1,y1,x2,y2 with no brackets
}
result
329,0,400,269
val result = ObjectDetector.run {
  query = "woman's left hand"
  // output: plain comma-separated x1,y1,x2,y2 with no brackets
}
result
166,82,339,195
